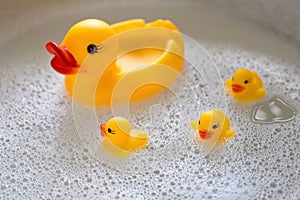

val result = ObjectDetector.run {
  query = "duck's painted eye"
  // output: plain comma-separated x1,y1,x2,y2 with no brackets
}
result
212,124,218,129
232,76,234,80
107,128,115,134
244,80,249,84
87,44,97,54
198,120,200,125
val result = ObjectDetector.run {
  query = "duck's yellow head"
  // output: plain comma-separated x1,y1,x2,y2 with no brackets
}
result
191,110,230,140
46,19,115,75
230,68,255,94
100,117,131,144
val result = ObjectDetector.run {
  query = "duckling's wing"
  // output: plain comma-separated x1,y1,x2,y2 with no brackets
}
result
129,129,148,150
251,71,263,88
130,129,148,139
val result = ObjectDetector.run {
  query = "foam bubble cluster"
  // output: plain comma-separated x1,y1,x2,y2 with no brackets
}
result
0,33,299,200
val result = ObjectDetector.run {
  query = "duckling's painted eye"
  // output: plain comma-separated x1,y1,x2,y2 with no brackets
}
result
87,44,97,54
212,124,218,129
198,120,200,125
232,77,234,80
244,80,249,84
107,128,115,134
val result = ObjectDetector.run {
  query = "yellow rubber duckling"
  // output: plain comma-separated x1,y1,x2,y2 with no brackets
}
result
100,117,148,152
190,110,235,144
225,68,266,102
46,18,184,106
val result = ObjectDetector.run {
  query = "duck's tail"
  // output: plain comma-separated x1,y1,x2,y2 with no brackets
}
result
226,130,235,139
190,120,198,130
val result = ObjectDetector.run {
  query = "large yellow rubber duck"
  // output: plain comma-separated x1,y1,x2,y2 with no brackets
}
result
225,68,266,102
46,18,184,106
190,110,235,144
100,117,148,152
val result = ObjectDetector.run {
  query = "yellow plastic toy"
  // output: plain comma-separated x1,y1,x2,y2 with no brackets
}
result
225,68,266,102
100,117,148,152
46,18,184,106
190,110,235,144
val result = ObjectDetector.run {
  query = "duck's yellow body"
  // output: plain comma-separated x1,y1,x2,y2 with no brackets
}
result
225,68,266,102
100,117,148,153
190,110,235,144
46,19,184,106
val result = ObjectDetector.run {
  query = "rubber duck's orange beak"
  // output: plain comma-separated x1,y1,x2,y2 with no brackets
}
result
199,130,213,140
100,124,107,137
45,41,79,75
231,83,245,93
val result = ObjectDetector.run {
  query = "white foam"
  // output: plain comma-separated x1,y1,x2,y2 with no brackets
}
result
0,5,299,200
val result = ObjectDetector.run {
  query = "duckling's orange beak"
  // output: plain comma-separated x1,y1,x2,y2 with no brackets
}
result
100,124,107,137
45,41,79,75
199,130,213,140
231,83,245,93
